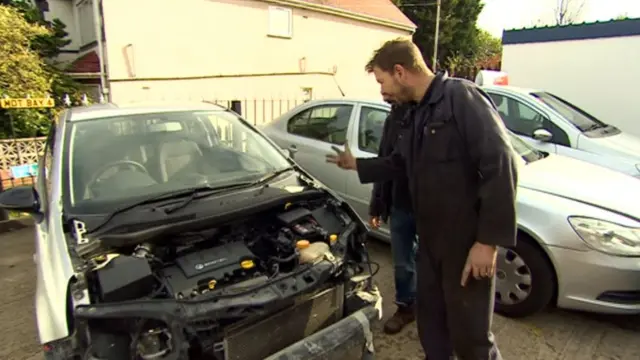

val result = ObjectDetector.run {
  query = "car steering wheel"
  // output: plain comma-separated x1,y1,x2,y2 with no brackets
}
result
85,160,149,198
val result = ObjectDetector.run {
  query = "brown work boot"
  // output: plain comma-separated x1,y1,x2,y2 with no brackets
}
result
383,304,415,334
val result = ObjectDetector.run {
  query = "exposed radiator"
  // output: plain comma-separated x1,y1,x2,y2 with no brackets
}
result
222,284,345,360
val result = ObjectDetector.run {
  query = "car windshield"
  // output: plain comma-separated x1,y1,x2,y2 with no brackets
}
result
509,132,544,163
530,91,606,132
63,109,291,213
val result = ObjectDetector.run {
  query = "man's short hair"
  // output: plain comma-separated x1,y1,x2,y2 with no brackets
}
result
365,38,427,74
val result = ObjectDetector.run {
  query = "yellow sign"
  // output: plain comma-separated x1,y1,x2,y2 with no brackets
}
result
1,97,55,109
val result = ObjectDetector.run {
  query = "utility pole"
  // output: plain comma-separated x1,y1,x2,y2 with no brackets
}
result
433,0,441,72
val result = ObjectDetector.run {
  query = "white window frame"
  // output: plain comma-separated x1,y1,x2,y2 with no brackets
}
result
267,6,293,39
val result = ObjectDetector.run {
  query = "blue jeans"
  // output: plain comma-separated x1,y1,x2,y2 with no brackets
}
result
389,207,418,307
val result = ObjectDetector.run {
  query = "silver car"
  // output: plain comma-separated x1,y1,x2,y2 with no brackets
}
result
261,99,640,318
0,102,383,359
483,86,640,178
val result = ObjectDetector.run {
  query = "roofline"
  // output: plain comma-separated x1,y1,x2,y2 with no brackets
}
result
502,18,640,45
260,0,416,33
67,72,101,79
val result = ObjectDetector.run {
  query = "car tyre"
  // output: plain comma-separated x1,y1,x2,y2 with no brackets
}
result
494,235,555,318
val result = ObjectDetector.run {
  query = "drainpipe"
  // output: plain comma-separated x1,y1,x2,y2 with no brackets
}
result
92,0,108,102
432,0,441,72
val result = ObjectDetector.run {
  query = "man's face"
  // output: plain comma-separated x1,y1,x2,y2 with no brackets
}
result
373,65,413,103
381,93,395,105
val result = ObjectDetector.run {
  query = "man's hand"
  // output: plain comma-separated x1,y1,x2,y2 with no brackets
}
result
461,242,498,287
326,141,357,170
369,216,381,229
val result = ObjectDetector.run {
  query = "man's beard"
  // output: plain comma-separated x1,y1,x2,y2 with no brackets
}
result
395,85,414,104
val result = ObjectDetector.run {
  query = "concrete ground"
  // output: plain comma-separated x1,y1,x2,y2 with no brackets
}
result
1,227,639,360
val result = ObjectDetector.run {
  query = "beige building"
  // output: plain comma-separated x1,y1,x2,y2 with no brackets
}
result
43,0,415,122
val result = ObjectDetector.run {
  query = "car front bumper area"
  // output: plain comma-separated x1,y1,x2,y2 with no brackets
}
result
66,257,382,360
550,246,640,314
266,290,382,360
266,306,380,360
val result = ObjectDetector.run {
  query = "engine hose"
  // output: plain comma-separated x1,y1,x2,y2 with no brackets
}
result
269,252,298,263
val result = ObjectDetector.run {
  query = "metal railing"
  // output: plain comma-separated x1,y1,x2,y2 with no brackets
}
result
203,98,309,126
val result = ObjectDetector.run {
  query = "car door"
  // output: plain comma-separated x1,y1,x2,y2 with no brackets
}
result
344,104,391,237
273,102,355,197
487,92,570,154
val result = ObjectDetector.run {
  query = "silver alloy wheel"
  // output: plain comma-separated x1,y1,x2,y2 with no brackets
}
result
495,247,533,305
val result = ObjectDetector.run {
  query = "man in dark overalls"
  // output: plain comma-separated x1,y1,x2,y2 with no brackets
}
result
368,101,417,334
327,39,518,359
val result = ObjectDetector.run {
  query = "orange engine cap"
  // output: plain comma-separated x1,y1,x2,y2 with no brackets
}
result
296,240,310,249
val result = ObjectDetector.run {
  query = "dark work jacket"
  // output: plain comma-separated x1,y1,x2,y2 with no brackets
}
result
368,103,412,221
356,72,518,259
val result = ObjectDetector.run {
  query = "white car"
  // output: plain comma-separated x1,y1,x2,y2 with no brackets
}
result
483,86,640,178
0,102,382,359
261,99,640,318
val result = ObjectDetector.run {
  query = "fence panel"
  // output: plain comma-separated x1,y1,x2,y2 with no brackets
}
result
0,137,45,191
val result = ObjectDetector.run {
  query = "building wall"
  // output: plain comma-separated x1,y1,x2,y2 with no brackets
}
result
100,0,411,110
501,36,640,136
43,0,98,64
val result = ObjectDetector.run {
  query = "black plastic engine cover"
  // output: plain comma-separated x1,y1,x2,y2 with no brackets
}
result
96,256,155,302
162,241,258,296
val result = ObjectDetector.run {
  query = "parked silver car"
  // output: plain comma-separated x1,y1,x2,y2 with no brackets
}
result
483,86,640,178
261,99,640,318
0,102,383,360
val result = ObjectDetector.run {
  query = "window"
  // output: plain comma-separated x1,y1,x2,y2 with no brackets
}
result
202,112,261,159
530,92,605,132
64,110,290,212
76,0,96,45
488,93,545,135
488,93,570,147
267,6,292,38
358,107,388,154
286,105,353,145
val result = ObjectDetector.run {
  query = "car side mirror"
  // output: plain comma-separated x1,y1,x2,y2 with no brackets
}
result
280,147,296,159
532,128,553,142
0,186,41,215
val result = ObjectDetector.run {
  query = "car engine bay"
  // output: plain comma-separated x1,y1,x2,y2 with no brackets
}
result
73,195,377,360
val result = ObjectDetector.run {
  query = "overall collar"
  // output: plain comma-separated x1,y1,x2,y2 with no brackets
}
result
418,70,448,106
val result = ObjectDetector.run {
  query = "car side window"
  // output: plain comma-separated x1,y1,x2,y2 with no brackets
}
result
358,107,389,154
286,105,353,145
488,94,570,147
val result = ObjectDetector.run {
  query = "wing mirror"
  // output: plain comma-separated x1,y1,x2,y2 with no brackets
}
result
285,148,296,159
0,186,41,216
281,147,296,159
532,128,553,142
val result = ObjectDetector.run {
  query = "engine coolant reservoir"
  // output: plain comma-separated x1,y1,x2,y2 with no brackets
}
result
296,240,330,264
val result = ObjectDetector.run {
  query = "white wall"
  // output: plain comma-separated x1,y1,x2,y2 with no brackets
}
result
100,0,411,106
502,36,640,136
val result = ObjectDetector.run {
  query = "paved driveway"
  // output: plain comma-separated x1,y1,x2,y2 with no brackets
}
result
1,227,639,359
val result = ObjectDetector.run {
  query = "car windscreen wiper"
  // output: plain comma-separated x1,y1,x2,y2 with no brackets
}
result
252,166,296,186
584,123,607,132
164,167,296,214
162,182,259,214
90,183,255,232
